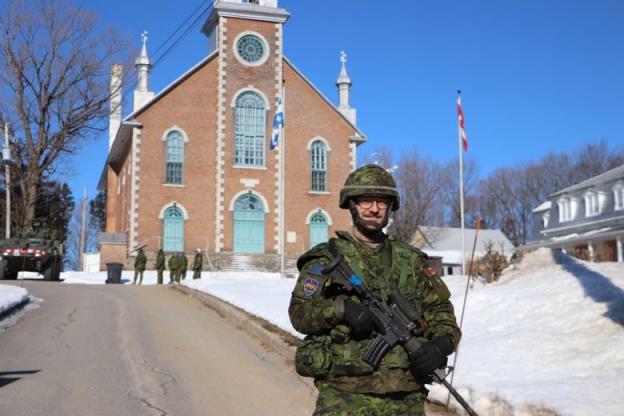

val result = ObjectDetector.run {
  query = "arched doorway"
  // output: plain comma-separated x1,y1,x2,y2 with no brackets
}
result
163,205,184,252
309,211,328,248
233,193,265,253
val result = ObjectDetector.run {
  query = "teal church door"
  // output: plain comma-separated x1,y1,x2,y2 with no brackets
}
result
163,206,184,252
233,194,265,253
309,212,328,248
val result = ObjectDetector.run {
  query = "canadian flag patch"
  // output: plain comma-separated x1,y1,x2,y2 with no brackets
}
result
424,267,436,277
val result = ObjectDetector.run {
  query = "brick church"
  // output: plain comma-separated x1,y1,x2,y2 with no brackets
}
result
99,0,366,271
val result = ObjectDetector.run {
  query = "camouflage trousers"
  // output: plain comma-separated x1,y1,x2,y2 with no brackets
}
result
313,384,427,416
133,270,144,285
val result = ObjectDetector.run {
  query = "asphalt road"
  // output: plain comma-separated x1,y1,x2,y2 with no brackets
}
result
0,281,316,416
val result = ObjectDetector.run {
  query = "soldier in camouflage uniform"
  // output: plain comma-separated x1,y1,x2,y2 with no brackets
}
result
192,249,203,279
133,248,147,285
168,253,178,284
180,252,188,280
155,249,166,284
289,164,461,416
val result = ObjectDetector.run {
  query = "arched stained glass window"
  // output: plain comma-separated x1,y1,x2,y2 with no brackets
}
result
311,140,327,191
166,131,184,184
163,205,184,252
235,92,265,167
309,211,328,247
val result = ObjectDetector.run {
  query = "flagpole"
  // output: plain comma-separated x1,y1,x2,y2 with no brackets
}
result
458,90,466,276
446,90,470,409
279,86,286,278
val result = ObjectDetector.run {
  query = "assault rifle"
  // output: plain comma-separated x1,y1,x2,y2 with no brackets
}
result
322,255,478,416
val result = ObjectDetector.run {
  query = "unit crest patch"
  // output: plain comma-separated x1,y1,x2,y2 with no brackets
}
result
303,277,321,297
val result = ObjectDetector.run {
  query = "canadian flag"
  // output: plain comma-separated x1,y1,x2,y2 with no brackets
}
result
457,95,468,151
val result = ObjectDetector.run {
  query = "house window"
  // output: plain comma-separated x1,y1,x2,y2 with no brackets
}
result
558,197,572,222
165,131,184,184
235,92,265,167
542,211,550,228
614,184,624,211
584,191,600,217
310,140,327,191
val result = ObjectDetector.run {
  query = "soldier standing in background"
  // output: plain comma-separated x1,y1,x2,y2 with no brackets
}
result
167,253,178,284
180,252,188,280
289,165,461,416
192,249,203,279
155,249,165,284
133,248,147,285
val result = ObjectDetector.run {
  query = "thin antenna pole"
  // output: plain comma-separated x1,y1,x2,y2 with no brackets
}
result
4,123,10,239
446,217,482,408
79,186,87,271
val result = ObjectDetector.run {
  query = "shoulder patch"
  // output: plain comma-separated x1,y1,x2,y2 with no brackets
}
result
424,266,437,277
303,277,321,297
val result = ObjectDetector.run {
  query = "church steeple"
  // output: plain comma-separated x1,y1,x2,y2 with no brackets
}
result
201,0,289,53
134,31,154,111
336,51,356,125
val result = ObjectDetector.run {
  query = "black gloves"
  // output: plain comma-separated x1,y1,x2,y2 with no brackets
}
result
334,296,379,339
408,336,454,382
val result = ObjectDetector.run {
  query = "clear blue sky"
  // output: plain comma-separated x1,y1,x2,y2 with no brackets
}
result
69,0,624,201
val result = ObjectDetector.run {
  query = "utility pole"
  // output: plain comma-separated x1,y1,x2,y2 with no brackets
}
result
79,186,87,271
3,123,10,239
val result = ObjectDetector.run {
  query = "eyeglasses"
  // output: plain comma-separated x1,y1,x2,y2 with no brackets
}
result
355,197,389,209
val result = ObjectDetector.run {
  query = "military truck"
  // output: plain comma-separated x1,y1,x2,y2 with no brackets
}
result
0,224,63,281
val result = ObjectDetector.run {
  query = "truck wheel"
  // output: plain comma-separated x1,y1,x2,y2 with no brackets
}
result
43,264,54,281
5,268,18,280
53,258,62,281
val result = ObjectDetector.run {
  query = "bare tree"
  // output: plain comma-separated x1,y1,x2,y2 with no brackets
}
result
443,157,480,228
0,0,133,231
476,140,624,246
572,140,624,183
391,150,447,241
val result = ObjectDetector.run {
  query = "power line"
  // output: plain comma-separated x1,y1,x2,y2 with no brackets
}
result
151,2,214,68
152,0,211,56
120,1,215,103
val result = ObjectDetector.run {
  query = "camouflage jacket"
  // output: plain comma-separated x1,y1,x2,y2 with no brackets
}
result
134,251,147,271
180,254,188,272
155,252,166,270
289,231,461,394
193,253,203,271
168,256,179,271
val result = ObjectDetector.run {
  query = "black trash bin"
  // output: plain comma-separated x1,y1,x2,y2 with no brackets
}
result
105,262,123,284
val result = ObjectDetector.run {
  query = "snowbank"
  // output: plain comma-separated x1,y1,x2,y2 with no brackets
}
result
434,249,624,415
0,283,29,315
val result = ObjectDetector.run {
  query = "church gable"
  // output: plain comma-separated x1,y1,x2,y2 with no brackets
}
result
283,59,365,144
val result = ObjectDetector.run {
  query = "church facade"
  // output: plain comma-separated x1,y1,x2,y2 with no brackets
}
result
99,0,366,269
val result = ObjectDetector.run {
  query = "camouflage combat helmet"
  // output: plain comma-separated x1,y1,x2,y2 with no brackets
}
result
339,164,400,210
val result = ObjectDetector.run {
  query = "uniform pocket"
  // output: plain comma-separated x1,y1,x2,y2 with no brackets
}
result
295,335,332,377
329,339,375,377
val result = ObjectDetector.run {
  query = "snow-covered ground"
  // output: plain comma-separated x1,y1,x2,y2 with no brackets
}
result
0,283,29,315
1,248,623,415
